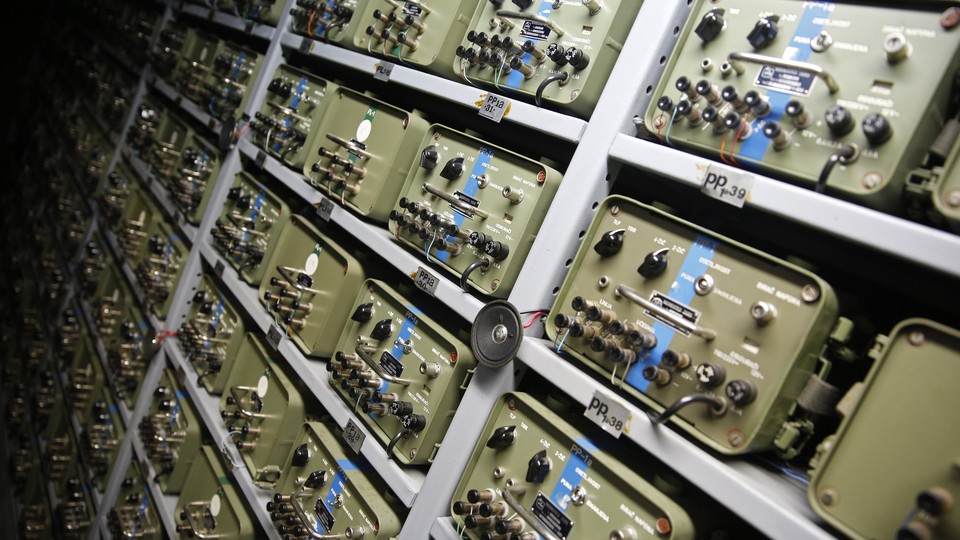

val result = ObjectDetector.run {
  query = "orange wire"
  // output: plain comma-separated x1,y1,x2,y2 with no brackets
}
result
719,132,731,165
729,113,750,165
307,10,316,38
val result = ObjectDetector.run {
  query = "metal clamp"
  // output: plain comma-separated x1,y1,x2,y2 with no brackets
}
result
615,284,717,340
727,52,839,94
422,183,490,219
355,345,413,385
501,485,561,540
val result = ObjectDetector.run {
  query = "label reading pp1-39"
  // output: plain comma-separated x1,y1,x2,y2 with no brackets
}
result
701,164,753,208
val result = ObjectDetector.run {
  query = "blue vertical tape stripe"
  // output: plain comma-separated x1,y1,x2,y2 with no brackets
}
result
505,0,553,88
319,465,350,532
372,310,420,410
436,147,494,263
738,3,832,162
625,235,718,391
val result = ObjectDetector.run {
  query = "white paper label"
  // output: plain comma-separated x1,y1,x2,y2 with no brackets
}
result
257,375,269,398
266,325,283,349
413,266,438,297
316,198,335,222
700,164,754,208
373,61,395,82
478,93,510,123
210,494,221,516
583,390,631,439
342,418,366,454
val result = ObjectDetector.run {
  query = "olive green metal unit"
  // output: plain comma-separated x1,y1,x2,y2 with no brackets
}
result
11,435,51,539
98,160,135,226
134,218,189,320
107,460,166,539
92,258,134,353
455,0,642,117
174,446,258,539
268,421,404,538
329,279,476,464
353,0,482,76
148,111,193,183
258,215,368,357
302,86,429,222
643,0,960,213
451,392,695,540
808,319,960,540
252,63,339,171
68,330,105,417
175,30,221,104
390,124,562,297
152,21,187,81
219,333,307,488
906,125,960,233
108,300,158,410
139,369,204,494
127,94,165,158
289,0,367,47
78,381,125,492
204,41,264,121
234,0,285,25
116,181,162,263
43,398,95,539
168,130,223,225
547,196,840,454
78,235,107,298
211,170,291,286
178,274,247,394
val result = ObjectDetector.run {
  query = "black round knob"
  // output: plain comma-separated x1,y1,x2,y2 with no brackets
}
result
546,43,566,65
638,249,668,278
695,9,725,43
862,112,892,146
702,105,719,123
825,105,855,136
695,362,726,387
763,121,781,139
563,47,590,70
725,379,757,406
420,147,440,170
657,96,674,112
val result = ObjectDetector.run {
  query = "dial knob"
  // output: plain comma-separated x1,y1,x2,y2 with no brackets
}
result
862,112,892,146
825,105,855,137
638,249,668,278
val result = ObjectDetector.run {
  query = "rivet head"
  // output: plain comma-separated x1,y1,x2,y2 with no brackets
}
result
801,284,821,303
820,487,839,507
907,330,925,347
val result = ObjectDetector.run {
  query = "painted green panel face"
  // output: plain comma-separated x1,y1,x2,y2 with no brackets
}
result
456,0,642,117
258,215,368,357
79,234,108,298
931,138,960,233
167,131,222,225
135,218,189,320
179,274,246,394
51,436,96,539
212,170,291,286
176,30,221,104
391,124,561,297
330,279,476,464
152,21,187,80
175,446,257,540
116,182,161,262
109,300,157,410
68,329,105,416
108,460,165,539
99,159,135,225
451,393,695,539
126,94,166,158
353,0,482,75
204,41,263,121
253,64,338,171
141,369,203,494
547,196,838,454
302,86,429,222
289,0,367,48
148,111,193,182
93,257,134,353
645,0,960,212
271,422,404,538
12,436,52,538
79,381,125,492
219,333,307,488
809,319,960,540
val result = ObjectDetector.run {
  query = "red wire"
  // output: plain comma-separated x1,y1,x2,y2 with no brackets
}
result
523,311,547,329
729,113,750,165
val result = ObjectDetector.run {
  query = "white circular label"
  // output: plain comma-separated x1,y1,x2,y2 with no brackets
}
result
356,119,372,143
257,375,269,398
210,494,221,517
304,253,319,276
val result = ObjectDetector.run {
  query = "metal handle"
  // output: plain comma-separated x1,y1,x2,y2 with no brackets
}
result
727,52,839,94
275,265,324,295
495,10,565,36
422,183,489,219
501,485,561,540
227,385,268,419
615,284,717,341
355,345,413,386
325,133,371,159
290,494,342,539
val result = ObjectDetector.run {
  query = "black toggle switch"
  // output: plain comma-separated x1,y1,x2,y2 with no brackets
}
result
862,112,892,146
593,229,624,257
725,379,757,406
420,147,440,170
695,8,725,43
440,157,465,180
193,290,207,303
351,303,374,322
825,105,855,137
304,470,326,489
485,425,517,449
747,15,780,50
237,195,253,211
291,443,310,466
638,248,668,278
371,318,393,341
525,449,552,483
227,187,241,200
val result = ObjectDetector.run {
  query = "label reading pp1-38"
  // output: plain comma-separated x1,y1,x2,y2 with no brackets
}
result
585,390,631,439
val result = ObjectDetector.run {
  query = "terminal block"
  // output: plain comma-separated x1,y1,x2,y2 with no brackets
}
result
808,319,960,540
107,302,158,409
547,196,841,454
167,131,222,225
252,63,338,171
178,274,246,394
202,41,262,121
56,181,90,254
98,161,135,225
644,1,960,213
107,460,165,539
258,215,368,357
353,0,481,75
219,333,307,488
134,219,189,320
268,421,404,538
329,279,476,464
174,446,257,539
211,170,290,286
139,369,203,494
44,414,95,540
148,112,193,182
303,86,429,221
451,392,694,539
456,0,641,116
78,383,125,491
175,30,221,104
390,124,561,297
289,0,364,46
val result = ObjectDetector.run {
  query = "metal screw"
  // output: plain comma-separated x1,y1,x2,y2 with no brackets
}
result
801,284,821,303
491,279,500,291
727,429,744,448
409,449,417,459
571,89,581,100
433,132,441,142
820,487,839,506
945,190,960,208
907,331,925,346
862,172,882,190
507,397,517,410
610,204,621,216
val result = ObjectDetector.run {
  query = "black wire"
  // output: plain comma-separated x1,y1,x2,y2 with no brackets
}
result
815,144,857,194
385,429,408,460
648,393,727,424
535,72,569,107
460,258,490,293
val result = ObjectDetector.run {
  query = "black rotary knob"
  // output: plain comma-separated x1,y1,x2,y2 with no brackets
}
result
419,147,440,170
825,105,855,136
695,362,726,387
862,112,892,146
725,379,758,406
350,303,374,322
695,9,725,43
638,249,668,278
485,425,517,449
